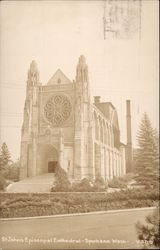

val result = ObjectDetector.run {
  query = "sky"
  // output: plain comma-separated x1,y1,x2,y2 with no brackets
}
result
0,0,159,160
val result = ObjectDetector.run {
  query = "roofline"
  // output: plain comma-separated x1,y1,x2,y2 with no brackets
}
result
92,103,111,124
97,102,116,109
47,68,72,85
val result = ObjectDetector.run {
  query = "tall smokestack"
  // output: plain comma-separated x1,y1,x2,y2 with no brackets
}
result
126,100,133,172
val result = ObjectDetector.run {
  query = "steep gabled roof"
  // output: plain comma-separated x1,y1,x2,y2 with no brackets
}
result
47,69,71,85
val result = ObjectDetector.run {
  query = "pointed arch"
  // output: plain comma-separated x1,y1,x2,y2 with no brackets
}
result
103,120,107,144
98,116,103,142
94,112,99,141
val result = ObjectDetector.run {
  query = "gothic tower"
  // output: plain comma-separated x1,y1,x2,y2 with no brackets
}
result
20,61,40,179
73,55,91,179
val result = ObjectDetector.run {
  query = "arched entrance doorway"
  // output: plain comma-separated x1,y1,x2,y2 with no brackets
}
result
37,144,59,175
48,161,57,173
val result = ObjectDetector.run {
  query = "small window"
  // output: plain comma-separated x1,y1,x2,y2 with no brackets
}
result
68,160,70,167
67,160,70,172
57,78,61,84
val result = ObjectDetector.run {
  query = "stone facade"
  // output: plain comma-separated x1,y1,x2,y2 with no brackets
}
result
20,56,126,181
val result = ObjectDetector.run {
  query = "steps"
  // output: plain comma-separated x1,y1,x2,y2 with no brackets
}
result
6,173,55,193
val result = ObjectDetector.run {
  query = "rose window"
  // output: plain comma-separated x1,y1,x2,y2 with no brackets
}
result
44,94,72,126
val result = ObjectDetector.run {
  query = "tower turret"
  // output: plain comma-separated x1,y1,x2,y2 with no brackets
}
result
74,55,91,180
27,60,39,86
20,60,39,179
76,55,88,83
75,55,90,103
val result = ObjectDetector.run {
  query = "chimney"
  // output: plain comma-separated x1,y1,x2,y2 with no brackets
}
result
94,96,101,103
126,100,133,172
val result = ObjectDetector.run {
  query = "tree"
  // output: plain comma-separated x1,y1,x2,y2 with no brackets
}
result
6,159,20,181
0,142,11,173
136,208,160,248
134,113,159,188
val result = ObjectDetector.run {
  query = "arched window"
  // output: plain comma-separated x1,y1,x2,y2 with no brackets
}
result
99,117,103,142
108,125,111,146
103,120,107,144
94,112,99,140
57,78,61,84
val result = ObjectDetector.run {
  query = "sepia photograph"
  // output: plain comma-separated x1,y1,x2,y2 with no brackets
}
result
0,0,159,249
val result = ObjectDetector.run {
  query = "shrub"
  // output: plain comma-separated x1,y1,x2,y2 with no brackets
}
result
120,173,135,183
94,173,107,191
0,188,159,218
71,178,92,192
136,208,160,248
108,176,127,188
51,163,70,191
95,173,105,186
70,177,107,192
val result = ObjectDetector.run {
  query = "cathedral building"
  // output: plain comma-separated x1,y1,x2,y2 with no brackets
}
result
20,55,131,181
